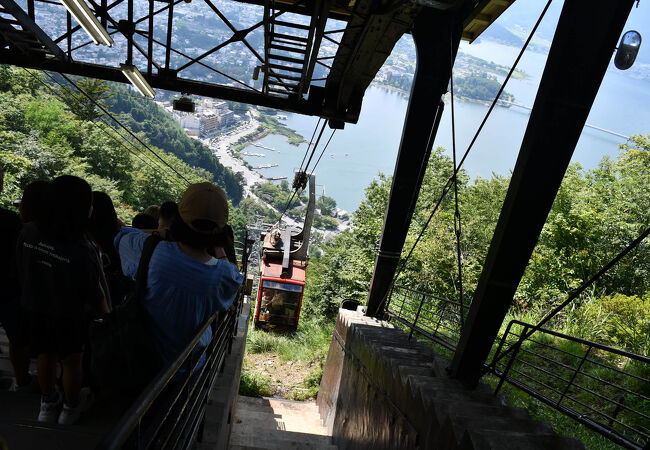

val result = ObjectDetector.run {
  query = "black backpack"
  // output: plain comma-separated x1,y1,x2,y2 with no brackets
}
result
89,234,163,396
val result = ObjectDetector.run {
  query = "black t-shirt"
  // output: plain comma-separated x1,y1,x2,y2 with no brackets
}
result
16,222,104,318
0,208,22,302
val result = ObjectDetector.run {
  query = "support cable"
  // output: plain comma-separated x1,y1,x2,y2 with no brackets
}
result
486,224,650,373
377,0,553,314
23,69,186,189
57,72,192,185
449,42,465,330
277,119,328,222
309,129,336,174
39,72,186,189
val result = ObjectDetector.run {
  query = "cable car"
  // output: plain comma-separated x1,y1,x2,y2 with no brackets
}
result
253,174,315,331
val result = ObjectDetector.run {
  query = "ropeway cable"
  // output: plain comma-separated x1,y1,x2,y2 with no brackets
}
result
277,119,329,222
58,72,193,185
449,39,465,330
23,69,187,190
31,70,188,190
377,0,554,314
485,224,650,373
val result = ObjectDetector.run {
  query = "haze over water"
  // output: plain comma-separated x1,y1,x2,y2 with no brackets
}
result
245,38,650,213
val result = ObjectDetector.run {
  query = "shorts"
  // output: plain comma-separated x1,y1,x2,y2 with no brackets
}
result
25,312,87,358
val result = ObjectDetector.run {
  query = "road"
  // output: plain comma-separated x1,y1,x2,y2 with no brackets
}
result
204,111,300,228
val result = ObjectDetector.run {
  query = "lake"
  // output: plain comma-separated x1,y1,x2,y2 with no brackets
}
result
243,41,650,213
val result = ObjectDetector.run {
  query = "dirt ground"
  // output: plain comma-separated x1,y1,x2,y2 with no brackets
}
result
245,352,319,399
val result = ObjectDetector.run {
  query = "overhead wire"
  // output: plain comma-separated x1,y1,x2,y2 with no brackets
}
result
57,72,192,185
30,70,187,190
449,39,465,330
277,118,330,223
378,0,554,314
486,224,650,373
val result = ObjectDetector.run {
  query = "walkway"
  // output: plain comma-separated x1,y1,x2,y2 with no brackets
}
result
229,396,336,450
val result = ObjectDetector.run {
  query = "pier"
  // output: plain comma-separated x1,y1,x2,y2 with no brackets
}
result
241,151,265,157
503,101,629,139
251,143,279,152
254,163,279,169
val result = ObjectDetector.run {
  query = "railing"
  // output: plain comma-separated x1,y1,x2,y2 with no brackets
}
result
97,286,244,450
99,235,251,449
384,285,468,355
385,285,650,449
487,320,650,450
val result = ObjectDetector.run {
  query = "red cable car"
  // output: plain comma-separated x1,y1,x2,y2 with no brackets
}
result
253,175,315,332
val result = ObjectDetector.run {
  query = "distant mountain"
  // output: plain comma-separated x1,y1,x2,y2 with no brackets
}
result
477,23,523,47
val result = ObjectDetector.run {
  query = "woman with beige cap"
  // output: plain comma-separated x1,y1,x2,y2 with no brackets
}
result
114,182,243,367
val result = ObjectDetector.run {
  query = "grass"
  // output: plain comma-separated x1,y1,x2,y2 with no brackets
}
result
246,318,334,363
239,362,273,397
239,316,335,399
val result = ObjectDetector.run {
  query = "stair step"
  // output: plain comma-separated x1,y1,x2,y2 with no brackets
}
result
266,73,302,82
267,80,299,89
272,20,311,31
270,32,308,43
230,427,335,449
267,63,303,74
460,430,584,450
436,414,555,450
268,53,304,65
267,88,294,96
269,43,307,54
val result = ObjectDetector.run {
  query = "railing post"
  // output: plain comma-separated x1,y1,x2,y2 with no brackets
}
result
494,324,528,395
409,293,426,340
558,345,592,406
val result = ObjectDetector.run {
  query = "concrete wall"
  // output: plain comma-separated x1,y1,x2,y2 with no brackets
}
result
317,308,584,450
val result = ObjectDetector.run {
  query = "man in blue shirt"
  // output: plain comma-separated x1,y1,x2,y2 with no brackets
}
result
115,183,243,366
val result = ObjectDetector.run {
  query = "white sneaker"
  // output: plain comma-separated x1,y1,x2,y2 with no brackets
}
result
57,387,95,425
38,392,62,423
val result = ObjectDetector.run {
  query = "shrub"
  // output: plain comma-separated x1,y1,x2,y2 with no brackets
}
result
581,293,650,354
239,367,273,397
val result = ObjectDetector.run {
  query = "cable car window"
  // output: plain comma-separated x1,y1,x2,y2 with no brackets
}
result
261,280,304,292
258,281,303,327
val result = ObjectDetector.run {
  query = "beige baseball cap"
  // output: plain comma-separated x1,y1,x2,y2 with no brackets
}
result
178,182,228,234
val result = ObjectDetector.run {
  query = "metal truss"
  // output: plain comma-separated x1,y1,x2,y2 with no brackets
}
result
0,0,516,122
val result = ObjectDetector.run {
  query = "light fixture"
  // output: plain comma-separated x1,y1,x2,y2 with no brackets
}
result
121,64,155,98
60,0,113,46
615,30,642,70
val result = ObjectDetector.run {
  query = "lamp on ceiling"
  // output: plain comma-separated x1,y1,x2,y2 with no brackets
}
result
60,0,113,46
120,64,155,98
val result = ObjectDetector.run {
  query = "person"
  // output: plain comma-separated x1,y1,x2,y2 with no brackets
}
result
115,182,243,367
143,205,160,223
132,213,158,230
0,167,30,391
89,191,132,306
158,200,178,235
16,175,109,425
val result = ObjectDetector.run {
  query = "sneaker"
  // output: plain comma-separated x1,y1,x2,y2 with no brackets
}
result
57,387,95,425
38,391,62,423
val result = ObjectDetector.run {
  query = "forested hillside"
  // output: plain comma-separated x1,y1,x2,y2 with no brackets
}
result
303,140,650,354
0,67,246,224
106,83,244,203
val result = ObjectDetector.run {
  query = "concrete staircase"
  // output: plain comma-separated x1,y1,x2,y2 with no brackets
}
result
229,395,337,450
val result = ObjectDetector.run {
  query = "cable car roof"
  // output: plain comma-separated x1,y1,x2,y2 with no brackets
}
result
0,0,515,124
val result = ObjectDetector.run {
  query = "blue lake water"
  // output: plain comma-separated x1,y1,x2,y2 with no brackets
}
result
244,41,650,213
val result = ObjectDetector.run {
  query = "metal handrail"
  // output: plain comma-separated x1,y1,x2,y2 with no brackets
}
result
99,231,251,449
98,286,243,449
488,319,650,450
384,285,465,351
384,284,650,449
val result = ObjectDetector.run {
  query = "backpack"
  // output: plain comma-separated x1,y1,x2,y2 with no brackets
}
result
89,234,163,396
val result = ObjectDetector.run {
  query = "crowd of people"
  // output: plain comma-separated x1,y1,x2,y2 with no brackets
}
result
0,167,243,426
